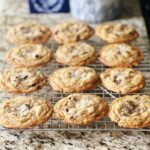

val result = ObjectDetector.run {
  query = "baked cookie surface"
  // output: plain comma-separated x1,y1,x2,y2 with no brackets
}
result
0,96,52,128
6,44,51,68
98,43,143,67
48,67,99,93
96,23,138,43
100,68,145,94
54,94,109,125
0,68,46,94
109,95,150,128
53,21,94,44
55,42,97,66
6,23,51,45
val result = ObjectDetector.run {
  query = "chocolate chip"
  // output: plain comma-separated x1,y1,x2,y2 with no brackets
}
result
4,147,11,150
129,70,134,74
82,51,88,55
129,31,134,35
120,25,126,31
121,101,137,116
25,104,32,110
54,30,59,34
7,107,13,113
35,54,40,58
107,26,113,33
29,83,37,87
40,29,46,33
70,116,75,120
117,51,121,54
76,35,80,41
23,75,28,80
65,108,69,112
15,75,28,80
37,85,41,89
114,75,122,84
21,28,30,34
116,79,121,84
115,33,120,37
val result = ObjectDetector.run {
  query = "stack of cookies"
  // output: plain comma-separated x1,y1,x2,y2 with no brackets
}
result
0,21,149,129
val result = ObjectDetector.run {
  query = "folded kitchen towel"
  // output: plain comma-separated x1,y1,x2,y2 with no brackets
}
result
29,0,70,13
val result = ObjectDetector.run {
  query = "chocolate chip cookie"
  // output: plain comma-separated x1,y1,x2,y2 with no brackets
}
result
100,68,145,94
0,68,46,94
53,21,94,44
0,96,52,128
48,67,99,93
55,42,97,66
109,95,150,128
6,44,52,68
98,43,143,67
54,94,109,125
6,23,51,45
96,23,138,43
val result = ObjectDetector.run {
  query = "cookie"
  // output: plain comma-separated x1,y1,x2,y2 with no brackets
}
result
55,42,97,66
98,43,143,67
53,21,94,44
6,44,52,68
100,68,145,94
54,94,109,125
96,23,138,43
0,68,46,94
109,95,150,128
0,96,52,128
6,23,51,45
48,67,99,93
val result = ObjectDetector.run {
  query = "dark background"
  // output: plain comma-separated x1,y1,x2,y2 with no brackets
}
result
140,0,150,38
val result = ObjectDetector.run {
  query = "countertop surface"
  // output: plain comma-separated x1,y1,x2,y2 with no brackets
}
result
0,0,149,150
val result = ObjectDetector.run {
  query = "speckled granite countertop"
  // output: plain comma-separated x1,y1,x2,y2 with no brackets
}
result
0,0,149,150
0,131,149,150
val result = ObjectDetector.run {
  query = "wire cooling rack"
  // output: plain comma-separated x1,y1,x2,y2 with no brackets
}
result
0,20,150,131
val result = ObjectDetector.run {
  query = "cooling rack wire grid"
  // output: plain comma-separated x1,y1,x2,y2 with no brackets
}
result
0,21,150,131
